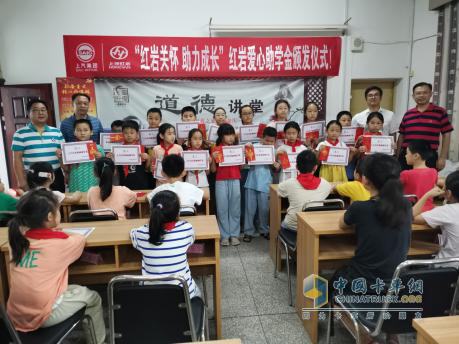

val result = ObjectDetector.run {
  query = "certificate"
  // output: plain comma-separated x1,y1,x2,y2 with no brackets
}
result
363,135,394,155
112,145,141,165
248,145,275,165
320,146,350,166
239,125,260,143
176,122,199,139
100,133,124,151
61,141,97,165
207,124,219,142
302,121,325,140
183,150,209,171
286,152,298,171
340,127,364,145
275,121,287,134
153,159,166,180
139,129,158,147
220,145,245,166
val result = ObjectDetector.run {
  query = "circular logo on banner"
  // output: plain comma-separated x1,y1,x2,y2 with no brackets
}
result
76,43,95,62
110,46,128,60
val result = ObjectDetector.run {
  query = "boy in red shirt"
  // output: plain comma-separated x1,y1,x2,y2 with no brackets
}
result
400,140,438,211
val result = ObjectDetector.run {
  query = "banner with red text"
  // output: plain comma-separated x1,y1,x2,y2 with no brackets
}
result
56,77,97,120
64,35,341,78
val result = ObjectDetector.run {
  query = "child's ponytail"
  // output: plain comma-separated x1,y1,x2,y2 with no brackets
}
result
94,157,115,201
148,190,180,245
363,153,410,228
26,162,54,189
8,216,30,265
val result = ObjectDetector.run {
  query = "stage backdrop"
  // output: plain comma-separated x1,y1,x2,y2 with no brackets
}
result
94,78,305,128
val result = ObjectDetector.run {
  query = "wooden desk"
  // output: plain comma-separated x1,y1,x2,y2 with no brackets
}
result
0,216,221,338
295,211,439,344
61,190,211,222
269,184,288,270
413,316,459,343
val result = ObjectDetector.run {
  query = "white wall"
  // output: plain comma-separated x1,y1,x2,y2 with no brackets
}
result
0,0,441,182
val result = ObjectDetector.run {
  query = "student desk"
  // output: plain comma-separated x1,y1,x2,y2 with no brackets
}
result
413,316,459,343
61,190,211,222
269,184,288,269
294,211,439,344
0,216,222,338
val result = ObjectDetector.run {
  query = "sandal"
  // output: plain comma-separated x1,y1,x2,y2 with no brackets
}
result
243,235,252,242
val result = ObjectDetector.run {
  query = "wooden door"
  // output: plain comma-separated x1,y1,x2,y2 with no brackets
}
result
350,80,395,116
0,84,55,187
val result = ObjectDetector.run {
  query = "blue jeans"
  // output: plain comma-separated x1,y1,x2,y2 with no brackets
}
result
215,179,241,239
243,188,269,236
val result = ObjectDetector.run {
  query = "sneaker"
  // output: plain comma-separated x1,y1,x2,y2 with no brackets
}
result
231,237,240,246
221,238,230,246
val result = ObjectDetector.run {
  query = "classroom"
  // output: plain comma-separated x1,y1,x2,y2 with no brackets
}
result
1,0,459,343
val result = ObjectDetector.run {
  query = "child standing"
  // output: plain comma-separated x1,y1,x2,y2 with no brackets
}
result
210,124,241,246
67,119,105,192
276,121,307,183
303,101,320,123
7,189,105,343
243,127,280,241
316,120,349,183
130,190,201,298
213,107,227,126
413,171,459,260
111,120,123,133
87,157,137,220
181,106,198,122
185,128,210,192
337,111,356,180
152,123,183,186
268,99,290,127
147,108,162,129
117,120,152,190
400,140,438,210
356,112,385,155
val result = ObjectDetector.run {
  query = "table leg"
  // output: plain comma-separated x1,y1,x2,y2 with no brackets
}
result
62,205,70,222
206,200,210,216
213,239,221,338
269,187,281,265
138,203,143,218
296,221,320,344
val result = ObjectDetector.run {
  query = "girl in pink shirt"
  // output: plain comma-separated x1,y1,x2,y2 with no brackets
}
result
7,188,105,343
87,157,137,220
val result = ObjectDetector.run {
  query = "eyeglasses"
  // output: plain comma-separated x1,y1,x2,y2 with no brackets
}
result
31,109,47,113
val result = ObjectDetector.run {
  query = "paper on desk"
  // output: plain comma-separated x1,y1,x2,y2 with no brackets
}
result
63,227,95,237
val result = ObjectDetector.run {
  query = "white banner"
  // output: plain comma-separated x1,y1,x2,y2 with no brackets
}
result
94,79,305,129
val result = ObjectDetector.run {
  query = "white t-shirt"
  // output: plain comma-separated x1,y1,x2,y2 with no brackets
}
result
421,203,459,261
316,140,348,150
147,181,204,214
352,107,398,136
276,144,308,183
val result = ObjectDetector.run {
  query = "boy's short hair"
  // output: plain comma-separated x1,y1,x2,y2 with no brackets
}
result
445,170,459,200
263,126,277,138
73,118,92,130
296,150,318,174
122,120,139,132
111,120,123,129
407,140,432,161
283,121,301,133
181,106,196,117
161,154,185,178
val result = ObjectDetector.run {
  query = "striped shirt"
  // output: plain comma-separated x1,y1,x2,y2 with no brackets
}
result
11,123,64,170
60,114,104,143
130,220,197,297
399,104,453,149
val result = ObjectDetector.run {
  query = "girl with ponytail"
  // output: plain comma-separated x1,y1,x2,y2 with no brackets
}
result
130,190,201,298
87,157,137,220
7,188,106,343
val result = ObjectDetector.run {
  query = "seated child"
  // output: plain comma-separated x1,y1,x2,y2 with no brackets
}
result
7,189,105,343
147,154,209,215
332,157,371,202
243,127,280,241
27,162,82,204
87,157,137,220
400,140,438,210
413,170,459,260
130,190,201,298
0,177,18,220
278,150,331,231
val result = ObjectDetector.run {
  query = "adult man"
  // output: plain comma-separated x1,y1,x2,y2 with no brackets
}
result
397,82,453,171
12,99,65,192
352,86,398,136
60,93,103,143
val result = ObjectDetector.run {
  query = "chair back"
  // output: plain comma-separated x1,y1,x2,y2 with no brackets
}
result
302,199,345,212
179,206,197,217
69,208,118,222
0,304,22,344
107,275,198,344
403,194,418,205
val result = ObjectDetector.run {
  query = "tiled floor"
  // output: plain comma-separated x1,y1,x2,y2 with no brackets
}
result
64,236,418,343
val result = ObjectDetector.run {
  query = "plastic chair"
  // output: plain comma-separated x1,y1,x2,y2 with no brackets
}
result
274,199,345,306
107,274,208,343
326,257,459,344
0,304,96,344
69,208,118,222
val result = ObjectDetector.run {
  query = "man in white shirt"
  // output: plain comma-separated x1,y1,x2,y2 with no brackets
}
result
352,86,398,136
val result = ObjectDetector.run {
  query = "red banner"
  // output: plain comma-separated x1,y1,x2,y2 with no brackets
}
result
56,77,97,121
63,35,341,78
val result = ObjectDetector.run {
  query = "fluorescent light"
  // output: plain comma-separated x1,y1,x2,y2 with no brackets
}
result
209,24,347,37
